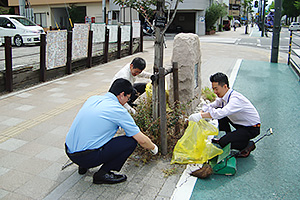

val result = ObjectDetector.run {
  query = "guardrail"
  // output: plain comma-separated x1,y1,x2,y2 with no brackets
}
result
287,30,300,78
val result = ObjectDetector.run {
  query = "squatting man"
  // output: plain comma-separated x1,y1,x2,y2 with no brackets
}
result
65,78,158,184
112,57,153,114
189,72,261,157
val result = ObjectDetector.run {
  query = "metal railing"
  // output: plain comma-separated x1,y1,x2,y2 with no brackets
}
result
287,30,300,78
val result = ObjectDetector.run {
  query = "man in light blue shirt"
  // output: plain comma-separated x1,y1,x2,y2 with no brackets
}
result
65,78,158,184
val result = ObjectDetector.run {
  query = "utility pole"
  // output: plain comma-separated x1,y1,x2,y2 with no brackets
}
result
261,0,266,37
271,0,282,63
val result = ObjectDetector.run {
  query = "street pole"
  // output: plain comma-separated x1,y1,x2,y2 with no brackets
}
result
271,0,282,63
259,0,262,31
261,0,266,37
102,0,106,24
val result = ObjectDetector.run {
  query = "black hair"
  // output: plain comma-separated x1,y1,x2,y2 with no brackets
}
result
131,57,146,71
109,78,133,96
210,72,229,87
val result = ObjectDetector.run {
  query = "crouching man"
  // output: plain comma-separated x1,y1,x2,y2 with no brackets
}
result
112,57,152,114
189,72,261,157
65,78,158,184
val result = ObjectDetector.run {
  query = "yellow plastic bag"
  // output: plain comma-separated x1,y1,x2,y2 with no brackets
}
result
171,119,223,164
145,82,171,111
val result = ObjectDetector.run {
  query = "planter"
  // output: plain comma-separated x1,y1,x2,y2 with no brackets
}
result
205,30,216,35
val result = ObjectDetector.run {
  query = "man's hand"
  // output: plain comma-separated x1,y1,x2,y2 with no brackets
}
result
188,113,202,122
150,144,158,155
129,107,136,115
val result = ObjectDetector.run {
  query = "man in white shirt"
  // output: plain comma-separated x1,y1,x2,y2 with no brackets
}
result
112,57,152,113
189,72,261,157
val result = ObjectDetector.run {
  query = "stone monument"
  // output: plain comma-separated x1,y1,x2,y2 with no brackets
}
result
169,33,201,114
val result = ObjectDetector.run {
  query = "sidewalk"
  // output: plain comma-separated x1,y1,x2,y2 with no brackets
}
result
0,27,291,200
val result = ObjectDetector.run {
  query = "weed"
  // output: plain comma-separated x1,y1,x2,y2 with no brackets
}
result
201,87,216,102
162,166,178,177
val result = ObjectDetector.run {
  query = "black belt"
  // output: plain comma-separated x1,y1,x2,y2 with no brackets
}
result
65,143,103,157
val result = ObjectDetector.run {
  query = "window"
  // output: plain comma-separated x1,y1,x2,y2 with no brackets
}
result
34,13,47,27
11,17,36,26
0,18,15,29
112,11,119,20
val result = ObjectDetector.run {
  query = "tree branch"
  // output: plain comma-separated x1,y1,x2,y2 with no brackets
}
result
161,0,180,35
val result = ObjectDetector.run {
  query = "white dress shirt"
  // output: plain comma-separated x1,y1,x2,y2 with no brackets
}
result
111,63,151,114
112,63,151,85
203,89,261,126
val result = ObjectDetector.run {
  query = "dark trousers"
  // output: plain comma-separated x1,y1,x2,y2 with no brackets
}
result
218,117,260,150
128,83,147,106
65,136,137,172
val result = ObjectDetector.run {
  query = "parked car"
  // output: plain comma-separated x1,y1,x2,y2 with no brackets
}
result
289,22,300,31
0,15,45,47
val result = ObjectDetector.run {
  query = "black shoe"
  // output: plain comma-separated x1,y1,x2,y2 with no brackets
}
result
93,171,127,184
211,139,220,144
78,167,88,175
236,141,256,158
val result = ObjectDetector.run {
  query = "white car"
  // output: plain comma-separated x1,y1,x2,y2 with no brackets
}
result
289,22,300,31
0,15,45,47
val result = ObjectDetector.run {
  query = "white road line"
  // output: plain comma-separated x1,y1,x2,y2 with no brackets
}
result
257,39,261,47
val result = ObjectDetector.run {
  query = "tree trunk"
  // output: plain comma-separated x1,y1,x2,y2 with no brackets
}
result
152,0,165,120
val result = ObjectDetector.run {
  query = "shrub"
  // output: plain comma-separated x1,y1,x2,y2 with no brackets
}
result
205,3,228,32
131,95,191,163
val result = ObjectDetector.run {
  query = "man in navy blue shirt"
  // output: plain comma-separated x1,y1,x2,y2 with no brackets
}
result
65,78,158,184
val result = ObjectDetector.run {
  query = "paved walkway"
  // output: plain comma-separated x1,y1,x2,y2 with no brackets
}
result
0,26,292,199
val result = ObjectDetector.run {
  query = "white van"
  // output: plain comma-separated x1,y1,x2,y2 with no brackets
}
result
0,15,45,47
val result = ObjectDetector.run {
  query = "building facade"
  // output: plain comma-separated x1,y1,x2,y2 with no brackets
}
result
109,0,215,36
229,0,241,21
7,0,231,36
8,0,104,30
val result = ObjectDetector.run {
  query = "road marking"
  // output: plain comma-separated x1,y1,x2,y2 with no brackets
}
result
257,39,261,47
199,37,237,44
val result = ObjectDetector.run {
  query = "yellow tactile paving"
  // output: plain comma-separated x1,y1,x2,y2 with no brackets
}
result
0,89,104,143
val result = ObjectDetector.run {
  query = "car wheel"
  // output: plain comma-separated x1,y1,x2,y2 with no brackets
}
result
14,35,23,47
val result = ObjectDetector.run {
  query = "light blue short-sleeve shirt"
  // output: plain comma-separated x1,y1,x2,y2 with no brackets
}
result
65,92,140,153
